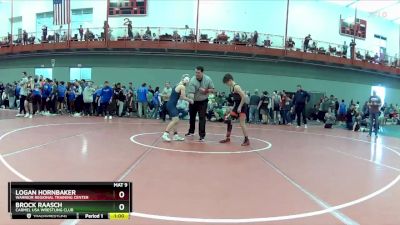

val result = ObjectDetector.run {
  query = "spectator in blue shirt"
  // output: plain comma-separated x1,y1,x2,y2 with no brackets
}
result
338,99,347,123
32,78,41,115
41,79,52,114
137,83,148,118
98,81,113,119
57,81,66,114
67,84,76,114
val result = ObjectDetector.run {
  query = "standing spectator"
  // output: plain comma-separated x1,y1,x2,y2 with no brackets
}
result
7,33,12,45
1,84,7,108
124,19,133,38
271,91,281,124
83,82,95,116
93,86,102,116
160,82,172,121
73,81,83,116
137,83,148,118
350,39,356,60
55,25,62,43
41,79,52,115
108,84,118,117
283,95,292,125
151,87,161,119
250,31,258,46
249,89,260,123
0,82,4,107
258,91,270,124
16,72,29,117
147,86,154,115
103,21,109,41
6,83,16,109
115,83,125,117
303,34,312,52
244,91,250,123
186,66,215,141
48,80,57,114
328,95,336,109
334,97,339,119
368,91,382,137
126,90,134,117
79,25,84,41
127,82,136,112
31,78,41,115
24,76,34,118
98,81,113,119
42,25,48,41
144,26,152,39
23,30,28,45
338,99,347,123
57,81,66,114
292,85,310,128
342,41,348,57
280,92,289,125
67,83,76,115
15,81,20,109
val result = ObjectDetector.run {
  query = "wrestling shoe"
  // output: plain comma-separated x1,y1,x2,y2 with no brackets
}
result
162,132,171,142
219,138,231,143
241,137,250,146
185,132,194,137
173,135,185,141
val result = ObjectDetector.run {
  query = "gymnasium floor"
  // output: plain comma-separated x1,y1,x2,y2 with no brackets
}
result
0,109,399,225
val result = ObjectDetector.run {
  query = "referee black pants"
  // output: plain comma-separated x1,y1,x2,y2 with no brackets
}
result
188,100,208,138
295,103,307,126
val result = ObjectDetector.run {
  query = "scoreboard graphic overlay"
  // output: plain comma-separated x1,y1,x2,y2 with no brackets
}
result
109,0,147,16
8,182,132,220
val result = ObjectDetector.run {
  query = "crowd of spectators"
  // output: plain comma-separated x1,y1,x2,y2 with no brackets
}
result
1,24,399,69
0,72,398,136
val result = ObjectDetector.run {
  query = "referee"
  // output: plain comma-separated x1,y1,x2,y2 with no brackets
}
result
186,66,215,141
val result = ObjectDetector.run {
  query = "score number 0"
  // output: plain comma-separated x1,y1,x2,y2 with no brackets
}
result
118,191,126,211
